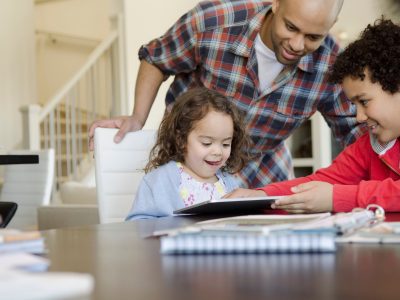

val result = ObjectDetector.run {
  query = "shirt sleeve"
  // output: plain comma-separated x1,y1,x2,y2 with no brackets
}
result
138,9,198,81
318,83,368,147
257,134,388,212
334,179,400,212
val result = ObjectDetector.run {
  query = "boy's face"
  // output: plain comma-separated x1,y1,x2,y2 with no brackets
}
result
343,75,400,143
182,110,233,183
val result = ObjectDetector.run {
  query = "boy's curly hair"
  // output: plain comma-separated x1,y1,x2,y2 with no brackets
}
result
144,87,253,174
328,17,400,94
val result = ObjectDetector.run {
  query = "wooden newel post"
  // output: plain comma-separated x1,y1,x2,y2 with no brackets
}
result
20,104,42,150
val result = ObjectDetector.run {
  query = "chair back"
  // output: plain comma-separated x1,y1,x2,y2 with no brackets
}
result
94,128,156,224
0,149,55,229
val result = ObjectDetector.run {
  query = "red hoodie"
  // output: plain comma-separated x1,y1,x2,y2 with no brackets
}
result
259,133,400,212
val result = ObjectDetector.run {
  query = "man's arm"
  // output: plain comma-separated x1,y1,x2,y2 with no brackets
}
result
88,60,164,151
89,5,199,151
320,84,368,147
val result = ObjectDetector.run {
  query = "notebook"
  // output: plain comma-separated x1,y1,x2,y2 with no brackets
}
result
153,213,332,236
173,196,286,215
160,231,336,254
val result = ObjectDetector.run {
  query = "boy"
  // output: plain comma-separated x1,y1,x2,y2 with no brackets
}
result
224,18,400,213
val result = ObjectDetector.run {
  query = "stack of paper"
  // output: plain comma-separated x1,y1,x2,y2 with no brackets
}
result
0,253,95,299
336,222,400,244
0,253,50,272
0,270,94,300
0,229,45,254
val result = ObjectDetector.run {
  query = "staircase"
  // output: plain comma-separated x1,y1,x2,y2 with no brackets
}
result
40,105,104,186
20,15,128,203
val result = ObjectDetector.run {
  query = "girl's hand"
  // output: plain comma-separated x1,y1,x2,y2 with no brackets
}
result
271,181,334,213
222,188,267,199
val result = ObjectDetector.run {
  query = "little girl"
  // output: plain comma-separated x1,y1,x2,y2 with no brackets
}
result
126,87,251,220
224,18,400,213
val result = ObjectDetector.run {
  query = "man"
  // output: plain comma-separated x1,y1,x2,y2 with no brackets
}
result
89,0,367,189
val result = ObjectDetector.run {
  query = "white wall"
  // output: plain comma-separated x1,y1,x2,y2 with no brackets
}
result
123,0,200,130
331,0,382,46
0,0,37,177
35,0,111,105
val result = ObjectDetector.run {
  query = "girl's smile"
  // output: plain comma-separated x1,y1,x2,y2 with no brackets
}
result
181,110,234,183
205,160,222,168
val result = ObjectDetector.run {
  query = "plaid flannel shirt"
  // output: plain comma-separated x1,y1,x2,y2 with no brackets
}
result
138,0,367,189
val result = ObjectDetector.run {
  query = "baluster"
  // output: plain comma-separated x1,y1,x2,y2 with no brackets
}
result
110,43,116,118
86,71,91,163
91,66,96,123
49,109,56,204
57,104,62,192
71,86,78,181
117,14,127,116
65,94,71,181
43,117,48,150
97,59,101,121
105,49,110,119
77,81,82,174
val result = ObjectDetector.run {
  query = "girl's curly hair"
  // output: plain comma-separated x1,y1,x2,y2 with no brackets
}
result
144,87,253,174
328,17,400,94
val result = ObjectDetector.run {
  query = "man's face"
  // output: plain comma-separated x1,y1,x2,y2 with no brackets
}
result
265,0,339,65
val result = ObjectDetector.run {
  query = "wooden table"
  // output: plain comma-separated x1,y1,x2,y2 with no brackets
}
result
41,214,400,300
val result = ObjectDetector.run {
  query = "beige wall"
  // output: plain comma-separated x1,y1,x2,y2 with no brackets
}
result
331,0,382,46
0,0,37,177
35,0,110,105
123,0,200,130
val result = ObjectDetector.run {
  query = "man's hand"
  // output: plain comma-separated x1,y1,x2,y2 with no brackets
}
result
88,114,144,151
271,181,334,213
222,188,268,199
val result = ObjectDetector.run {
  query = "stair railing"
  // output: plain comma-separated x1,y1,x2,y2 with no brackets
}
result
20,14,128,203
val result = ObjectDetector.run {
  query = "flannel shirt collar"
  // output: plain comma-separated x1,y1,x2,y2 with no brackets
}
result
229,4,316,74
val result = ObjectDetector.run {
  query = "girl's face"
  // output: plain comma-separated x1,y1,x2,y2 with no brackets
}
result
343,75,400,143
182,110,234,183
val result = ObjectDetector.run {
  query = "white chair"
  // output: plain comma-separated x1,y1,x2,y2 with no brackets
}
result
94,128,156,224
0,149,55,229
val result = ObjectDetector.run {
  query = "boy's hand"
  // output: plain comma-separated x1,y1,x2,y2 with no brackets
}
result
222,188,267,199
271,181,334,213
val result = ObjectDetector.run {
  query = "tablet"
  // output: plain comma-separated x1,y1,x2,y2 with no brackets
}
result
173,196,286,215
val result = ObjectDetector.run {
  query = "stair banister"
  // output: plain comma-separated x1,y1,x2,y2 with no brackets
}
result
38,30,118,122
20,14,126,204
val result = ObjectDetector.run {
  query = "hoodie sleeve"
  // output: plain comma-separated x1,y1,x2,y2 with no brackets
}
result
257,134,374,212
125,177,160,221
125,162,185,221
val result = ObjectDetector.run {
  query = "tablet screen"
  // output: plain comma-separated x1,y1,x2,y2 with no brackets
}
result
173,196,286,215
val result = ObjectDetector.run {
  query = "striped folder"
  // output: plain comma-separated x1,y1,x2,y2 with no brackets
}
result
160,231,336,254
